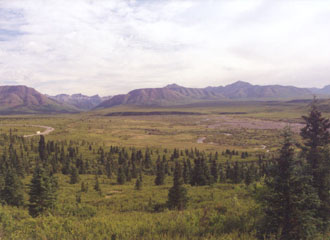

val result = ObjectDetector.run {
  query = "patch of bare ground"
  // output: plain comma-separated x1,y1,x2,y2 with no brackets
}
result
197,137,206,144
206,116,304,132
0,124,55,137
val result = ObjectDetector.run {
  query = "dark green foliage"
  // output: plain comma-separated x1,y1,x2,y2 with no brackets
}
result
191,157,211,186
105,160,112,178
258,129,320,240
28,166,58,217
144,149,151,168
135,177,142,190
94,175,101,192
182,159,190,184
117,166,126,185
244,165,254,186
232,161,241,184
38,135,47,162
155,161,165,185
70,166,80,184
167,162,188,210
210,159,218,183
0,168,24,207
301,100,330,151
125,165,132,182
300,101,330,232
219,164,226,183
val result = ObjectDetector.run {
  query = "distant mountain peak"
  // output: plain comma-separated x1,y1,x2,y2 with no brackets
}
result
226,81,252,87
49,93,111,110
165,83,183,89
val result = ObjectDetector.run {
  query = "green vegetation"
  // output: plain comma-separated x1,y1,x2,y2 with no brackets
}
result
167,162,188,210
258,129,320,239
0,102,329,239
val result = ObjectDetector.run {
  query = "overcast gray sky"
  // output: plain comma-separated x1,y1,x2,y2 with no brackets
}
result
0,0,330,96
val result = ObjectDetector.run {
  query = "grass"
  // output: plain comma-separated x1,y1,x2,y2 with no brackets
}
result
1,173,259,240
0,100,312,151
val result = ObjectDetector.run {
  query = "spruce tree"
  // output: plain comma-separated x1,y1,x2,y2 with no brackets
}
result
70,166,80,184
135,177,142,190
94,175,101,192
38,135,47,162
1,168,24,207
167,162,188,210
155,161,165,185
105,160,112,179
191,158,211,186
210,159,218,183
28,166,58,217
182,160,190,184
144,149,152,168
117,166,126,185
232,161,242,184
258,129,320,240
219,164,226,183
300,101,330,231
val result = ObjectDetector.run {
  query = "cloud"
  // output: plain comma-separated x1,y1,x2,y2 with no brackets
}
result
0,0,329,96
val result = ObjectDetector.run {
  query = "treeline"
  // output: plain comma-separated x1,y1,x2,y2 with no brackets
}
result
0,132,267,187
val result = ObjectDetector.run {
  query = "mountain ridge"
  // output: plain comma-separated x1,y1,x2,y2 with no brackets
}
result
97,81,325,108
0,85,78,114
1,82,329,113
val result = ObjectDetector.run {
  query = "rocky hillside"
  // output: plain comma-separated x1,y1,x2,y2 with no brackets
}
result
97,84,224,108
97,81,315,108
0,85,78,114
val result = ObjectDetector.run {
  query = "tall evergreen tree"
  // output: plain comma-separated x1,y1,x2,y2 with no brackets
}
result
191,157,211,186
210,159,218,183
1,168,24,207
167,162,188,210
182,160,190,184
232,161,241,184
94,175,101,192
219,164,226,183
258,129,320,240
105,160,112,179
28,166,58,217
155,161,165,185
300,100,330,231
117,166,126,185
144,149,152,168
70,166,80,184
135,177,142,190
38,135,47,162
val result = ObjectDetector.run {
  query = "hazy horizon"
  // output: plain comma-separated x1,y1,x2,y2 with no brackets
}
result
1,0,330,96
1,80,330,98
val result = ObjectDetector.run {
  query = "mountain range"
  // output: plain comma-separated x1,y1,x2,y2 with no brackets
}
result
48,94,111,110
0,81,329,114
97,81,329,108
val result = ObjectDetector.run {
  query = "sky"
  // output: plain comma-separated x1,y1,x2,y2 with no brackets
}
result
0,0,330,96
